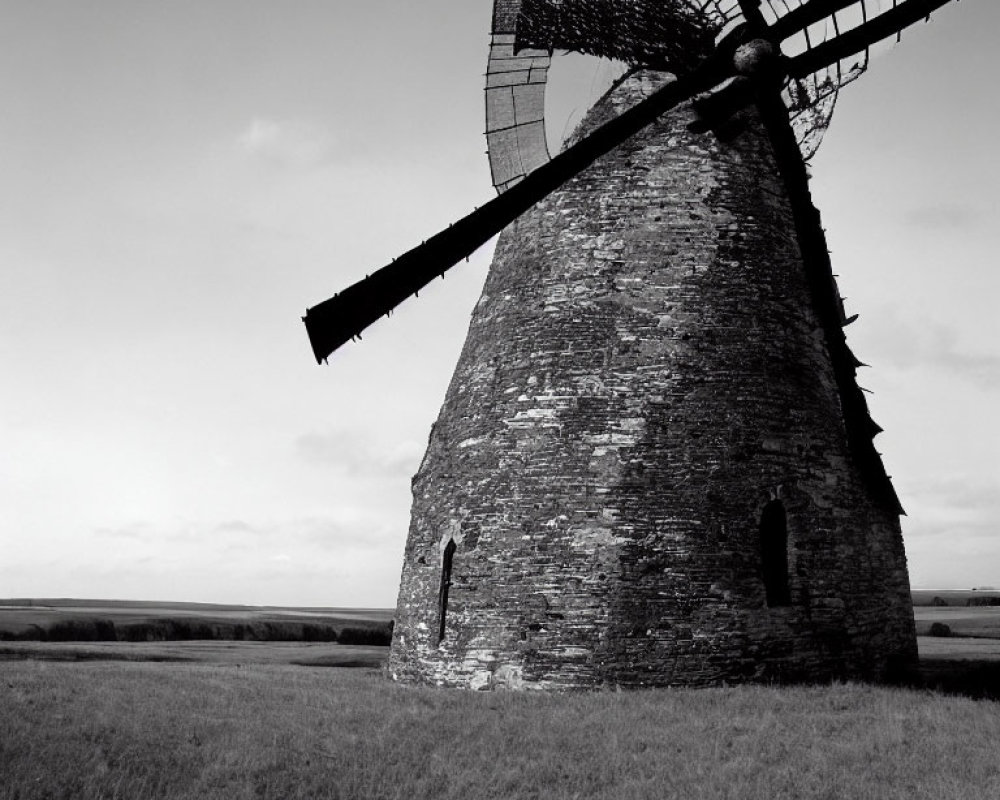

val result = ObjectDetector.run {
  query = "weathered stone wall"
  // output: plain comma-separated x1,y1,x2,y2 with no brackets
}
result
387,71,916,690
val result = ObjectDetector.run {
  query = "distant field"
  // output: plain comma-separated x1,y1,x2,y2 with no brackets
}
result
913,607,1000,639
0,598,394,645
911,589,1000,607
0,597,393,616
2,596,997,680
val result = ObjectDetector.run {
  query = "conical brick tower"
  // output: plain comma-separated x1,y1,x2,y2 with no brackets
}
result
386,71,916,689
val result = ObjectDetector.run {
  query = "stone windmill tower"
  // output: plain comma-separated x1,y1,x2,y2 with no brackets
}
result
304,0,954,689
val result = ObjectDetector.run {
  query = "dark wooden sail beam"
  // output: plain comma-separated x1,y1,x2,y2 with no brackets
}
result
303,56,729,362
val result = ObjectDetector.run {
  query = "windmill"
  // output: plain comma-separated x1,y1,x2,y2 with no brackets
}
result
304,0,954,689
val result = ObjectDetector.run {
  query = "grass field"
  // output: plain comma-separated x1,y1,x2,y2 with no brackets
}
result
1,598,998,798
918,636,1000,660
2,662,1000,800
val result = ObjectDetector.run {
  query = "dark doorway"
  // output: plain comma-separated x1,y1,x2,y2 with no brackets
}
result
437,539,457,644
760,500,791,606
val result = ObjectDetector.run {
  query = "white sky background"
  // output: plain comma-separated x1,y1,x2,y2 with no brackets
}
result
1,1,996,607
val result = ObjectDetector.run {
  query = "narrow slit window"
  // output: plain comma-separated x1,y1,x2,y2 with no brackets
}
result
437,539,457,644
760,500,791,607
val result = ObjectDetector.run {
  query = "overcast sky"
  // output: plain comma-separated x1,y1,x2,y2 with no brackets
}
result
1,1,996,607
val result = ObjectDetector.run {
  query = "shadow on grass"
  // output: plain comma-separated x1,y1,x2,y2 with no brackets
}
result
906,659,1000,702
0,641,390,669
0,648,195,664
290,657,387,668
878,655,1000,702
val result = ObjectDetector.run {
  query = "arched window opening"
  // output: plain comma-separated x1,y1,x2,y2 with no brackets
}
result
760,500,791,607
437,539,457,645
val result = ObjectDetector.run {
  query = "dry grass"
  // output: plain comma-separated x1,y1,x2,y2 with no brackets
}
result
2,661,999,800
917,637,1000,660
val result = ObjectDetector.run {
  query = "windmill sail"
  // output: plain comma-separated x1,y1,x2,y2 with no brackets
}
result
489,0,951,183
307,0,955,362
486,1,552,192
771,0,953,155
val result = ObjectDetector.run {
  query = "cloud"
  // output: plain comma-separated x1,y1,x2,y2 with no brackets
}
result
93,522,156,541
213,514,394,550
295,430,423,477
903,203,978,231
902,477,1000,587
908,479,1000,512
214,519,264,536
94,511,399,561
209,513,399,552
903,477,1000,545
908,333,1000,390
294,514,399,552
862,314,1000,390
236,118,334,168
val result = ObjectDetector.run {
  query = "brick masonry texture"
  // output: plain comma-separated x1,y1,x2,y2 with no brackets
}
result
386,71,917,690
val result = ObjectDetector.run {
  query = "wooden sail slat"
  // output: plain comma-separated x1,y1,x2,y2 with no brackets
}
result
789,0,952,77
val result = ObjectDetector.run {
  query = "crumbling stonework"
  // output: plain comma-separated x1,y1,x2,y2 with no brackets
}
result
387,71,917,690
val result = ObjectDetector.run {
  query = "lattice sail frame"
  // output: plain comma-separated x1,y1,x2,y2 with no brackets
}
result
487,0,914,192
487,1,553,192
